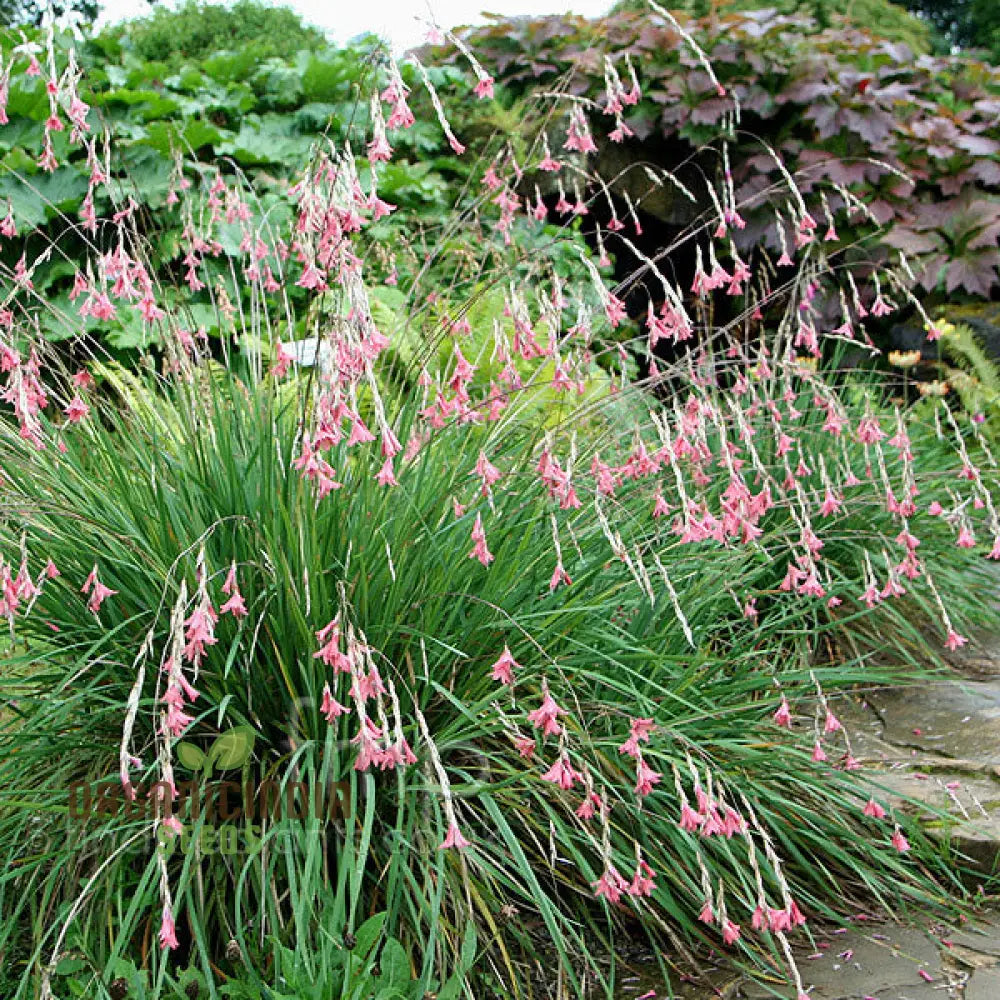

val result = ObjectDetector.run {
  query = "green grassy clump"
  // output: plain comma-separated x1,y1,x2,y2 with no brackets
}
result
0,345,994,998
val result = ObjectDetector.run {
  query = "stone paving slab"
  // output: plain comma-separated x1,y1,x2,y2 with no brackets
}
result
795,926,945,999
617,916,1000,998
833,666,1000,873
708,917,1000,999
968,966,1000,1000
945,925,1000,957
870,769,1000,816
811,987,940,1000
622,650,1000,999
722,633,1000,999
867,680,1000,763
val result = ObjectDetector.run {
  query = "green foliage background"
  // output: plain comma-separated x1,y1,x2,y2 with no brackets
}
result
0,18,485,355
103,0,327,65
0,0,994,367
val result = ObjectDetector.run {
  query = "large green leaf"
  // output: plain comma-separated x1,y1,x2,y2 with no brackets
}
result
378,938,410,990
5,78,48,121
301,56,353,102
293,102,339,133
90,87,182,120
254,61,306,109
141,118,227,156
203,49,259,85
351,912,386,961
119,145,173,207
208,726,256,770
218,120,315,166
33,168,91,219
0,167,85,228
175,741,206,770
0,117,46,151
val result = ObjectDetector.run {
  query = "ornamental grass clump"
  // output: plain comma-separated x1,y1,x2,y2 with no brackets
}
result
0,12,998,1000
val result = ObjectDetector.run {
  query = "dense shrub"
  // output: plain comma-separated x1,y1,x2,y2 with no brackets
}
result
104,0,328,66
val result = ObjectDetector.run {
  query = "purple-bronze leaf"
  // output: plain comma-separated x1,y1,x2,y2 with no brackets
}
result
946,253,1000,297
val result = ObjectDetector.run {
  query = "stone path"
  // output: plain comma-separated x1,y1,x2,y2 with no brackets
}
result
618,915,1000,1000
761,642,1000,998
834,563,1000,879
776,639,1000,998
841,659,1000,874
745,917,1000,1000
619,635,1000,999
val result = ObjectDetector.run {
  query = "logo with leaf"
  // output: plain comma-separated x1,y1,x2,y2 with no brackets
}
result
176,726,256,777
